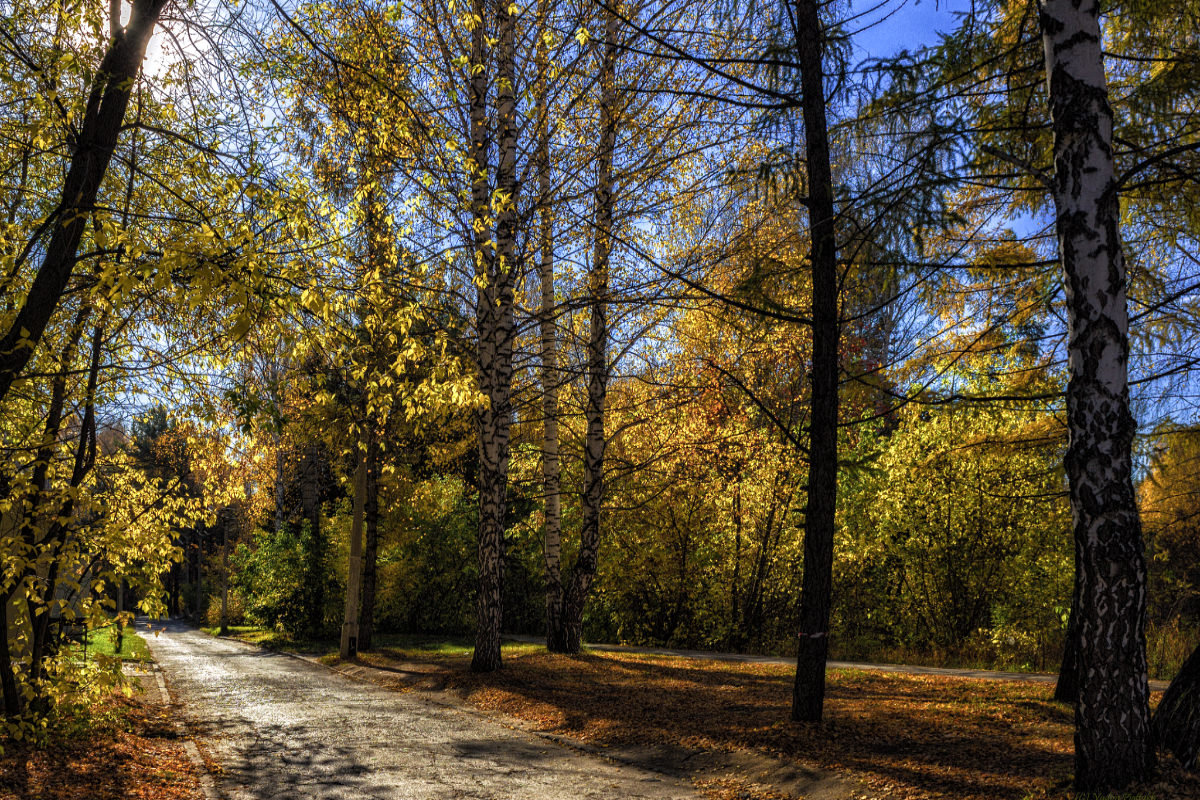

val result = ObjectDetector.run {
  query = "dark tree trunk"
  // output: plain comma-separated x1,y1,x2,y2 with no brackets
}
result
791,0,840,723
0,0,168,405
1,604,20,717
169,561,181,617
1154,642,1200,769
339,450,366,660
558,2,619,656
299,444,326,636
360,436,379,651
26,324,101,709
1054,569,1080,703
1039,0,1153,790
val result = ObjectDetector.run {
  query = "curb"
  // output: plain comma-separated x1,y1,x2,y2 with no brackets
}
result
146,664,222,800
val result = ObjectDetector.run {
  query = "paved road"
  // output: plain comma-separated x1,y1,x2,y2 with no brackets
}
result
504,634,1171,691
143,620,698,800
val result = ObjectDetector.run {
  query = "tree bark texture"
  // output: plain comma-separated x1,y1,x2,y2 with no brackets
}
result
360,435,380,651
535,0,566,655
1054,567,1081,703
299,444,326,636
1154,642,1200,769
0,0,168,406
559,5,619,655
1039,0,1154,789
791,0,840,724
470,0,519,673
340,450,367,660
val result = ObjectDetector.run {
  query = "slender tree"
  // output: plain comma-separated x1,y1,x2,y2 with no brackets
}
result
789,0,840,723
534,0,566,653
0,0,169,404
471,0,521,673
554,1,620,654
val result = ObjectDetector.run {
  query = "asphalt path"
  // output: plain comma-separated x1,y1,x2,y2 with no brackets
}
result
143,620,699,800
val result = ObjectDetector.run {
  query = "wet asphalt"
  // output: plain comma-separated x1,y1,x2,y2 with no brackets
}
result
143,620,697,800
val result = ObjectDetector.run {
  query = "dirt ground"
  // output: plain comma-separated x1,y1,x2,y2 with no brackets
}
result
0,694,202,800
343,644,1200,800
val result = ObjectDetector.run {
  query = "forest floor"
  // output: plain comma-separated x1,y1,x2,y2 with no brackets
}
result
0,640,203,800
211,628,1200,800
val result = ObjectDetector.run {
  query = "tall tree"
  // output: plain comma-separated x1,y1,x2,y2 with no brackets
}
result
554,1,620,654
789,0,840,723
1038,0,1153,789
470,0,521,673
534,0,566,653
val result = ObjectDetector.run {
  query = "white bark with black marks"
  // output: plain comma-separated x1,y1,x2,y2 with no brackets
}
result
534,0,565,653
1038,0,1153,789
559,3,619,654
471,0,519,674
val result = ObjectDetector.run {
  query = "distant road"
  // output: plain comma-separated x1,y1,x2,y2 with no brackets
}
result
504,634,1170,691
144,619,699,800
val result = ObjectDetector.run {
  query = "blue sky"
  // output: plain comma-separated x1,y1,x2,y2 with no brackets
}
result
851,0,973,59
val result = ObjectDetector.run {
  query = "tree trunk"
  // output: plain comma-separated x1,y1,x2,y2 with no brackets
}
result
1039,0,1154,790
1154,642,1200,769
559,3,619,655
299,444,325,636
28,322,101,699
470,0,519,674
169,561,180,617
1,602,20,718
0,0,168,405
116,580,126,652
360,436,379,651
219,519,229,637
340,450,367,660
535,0,566,656
791,0,840,724
1054,568,1080,703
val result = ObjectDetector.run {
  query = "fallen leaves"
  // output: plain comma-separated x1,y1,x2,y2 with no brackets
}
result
431,650,1197,800
0,695,201,800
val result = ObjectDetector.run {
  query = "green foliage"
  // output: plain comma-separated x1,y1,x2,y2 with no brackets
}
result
204,592,248,629
232,522,334,636
375,476,478,635
836,399,1072,669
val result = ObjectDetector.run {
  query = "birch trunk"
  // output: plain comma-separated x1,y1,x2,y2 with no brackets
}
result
559,5,619,655
535,5,566,653
1038,0,1153,789
791,0,840,724
470,0,519,673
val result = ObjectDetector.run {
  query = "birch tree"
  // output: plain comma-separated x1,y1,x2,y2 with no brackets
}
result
1038,0,1153,789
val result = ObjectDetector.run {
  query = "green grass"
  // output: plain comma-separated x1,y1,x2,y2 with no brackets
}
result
203,625,541,661
369,633,541,660
71,628,152,662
